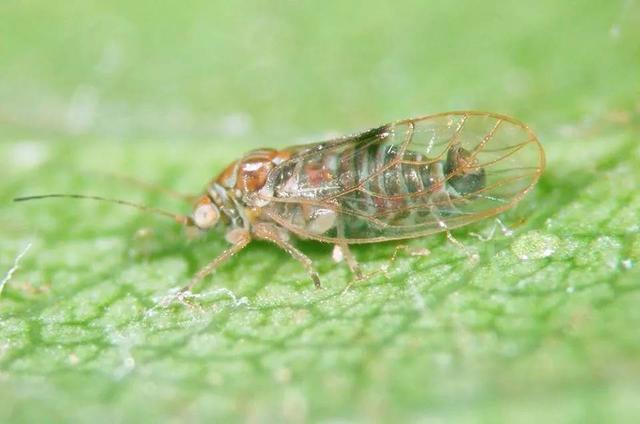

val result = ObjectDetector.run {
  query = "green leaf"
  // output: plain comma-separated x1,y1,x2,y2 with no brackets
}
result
2,1,640,422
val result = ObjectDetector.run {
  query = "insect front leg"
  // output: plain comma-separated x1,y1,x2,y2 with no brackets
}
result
181,228,251,294
252,223,321,288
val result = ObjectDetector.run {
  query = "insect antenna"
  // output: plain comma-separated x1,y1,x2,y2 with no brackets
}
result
13,194,193,225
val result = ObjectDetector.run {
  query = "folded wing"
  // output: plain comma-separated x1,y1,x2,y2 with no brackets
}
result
255,111,544,243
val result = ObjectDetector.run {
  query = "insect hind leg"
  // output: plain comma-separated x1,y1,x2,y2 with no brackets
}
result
429,193,479,263
469,217,514,242
334,220,363,280
333,243,364,280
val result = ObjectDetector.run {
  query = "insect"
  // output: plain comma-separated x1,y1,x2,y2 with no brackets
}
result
15,111,545,294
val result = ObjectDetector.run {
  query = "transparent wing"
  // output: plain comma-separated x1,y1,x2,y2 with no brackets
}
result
256,111,545,243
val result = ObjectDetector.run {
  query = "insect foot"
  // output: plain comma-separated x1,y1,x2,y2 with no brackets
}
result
145,286,251,318
469,218,514,242
144,287,204,318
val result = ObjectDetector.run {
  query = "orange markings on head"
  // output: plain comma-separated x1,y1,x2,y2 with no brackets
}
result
236,159,272,192
272,150,293,164
194,194,212,206
218,148,286,193
215,161,239,187
215,149,287,192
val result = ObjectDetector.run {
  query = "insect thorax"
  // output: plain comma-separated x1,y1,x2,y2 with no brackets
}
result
208,148,295,228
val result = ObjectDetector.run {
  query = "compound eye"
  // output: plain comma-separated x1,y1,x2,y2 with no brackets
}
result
193,203,220,229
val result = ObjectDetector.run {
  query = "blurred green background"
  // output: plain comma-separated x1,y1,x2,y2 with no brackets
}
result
1,1,639,422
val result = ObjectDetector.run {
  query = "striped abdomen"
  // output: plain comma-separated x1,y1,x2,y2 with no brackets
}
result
337,142,444,214
268,135,461,236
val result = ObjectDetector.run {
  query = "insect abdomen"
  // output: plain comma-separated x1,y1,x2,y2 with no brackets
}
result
269,140,460,236
339,142,444,218
262,112,543,243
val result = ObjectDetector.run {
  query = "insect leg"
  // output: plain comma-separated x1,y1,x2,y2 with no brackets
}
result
337,243,364,280
335,220,363,279
469,218,514,242
444,231,478,261
429,194,479,262
181,230,251,293
434,213,478,262
495,217,514,237
252,223,321,288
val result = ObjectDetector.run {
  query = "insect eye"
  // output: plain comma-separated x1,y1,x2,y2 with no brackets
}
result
193,203,220,229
